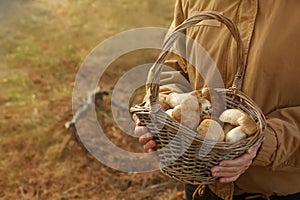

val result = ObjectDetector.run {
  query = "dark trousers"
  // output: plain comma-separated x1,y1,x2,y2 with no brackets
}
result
185,184,300,200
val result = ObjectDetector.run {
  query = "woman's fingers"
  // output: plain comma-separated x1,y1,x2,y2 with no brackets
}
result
148,148,155,153
219,175,240,183
135,126,157,151
132,114,157,152
143,140,156,150
211,153,253,176
211,144,261,183
134,126,149,137
211,166,247,177
218,153,253,167
139,132,153,144
217,145,259,167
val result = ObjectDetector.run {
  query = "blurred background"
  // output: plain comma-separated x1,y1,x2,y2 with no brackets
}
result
0,0,186,199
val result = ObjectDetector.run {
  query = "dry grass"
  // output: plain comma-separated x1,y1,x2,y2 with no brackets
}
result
0,0,187,199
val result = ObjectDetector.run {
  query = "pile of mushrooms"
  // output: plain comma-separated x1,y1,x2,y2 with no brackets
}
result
159,88,257,143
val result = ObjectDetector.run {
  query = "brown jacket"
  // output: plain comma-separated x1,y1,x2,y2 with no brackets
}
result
152,0,300,199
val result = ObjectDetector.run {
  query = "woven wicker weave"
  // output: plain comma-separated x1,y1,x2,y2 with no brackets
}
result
130,12,266,185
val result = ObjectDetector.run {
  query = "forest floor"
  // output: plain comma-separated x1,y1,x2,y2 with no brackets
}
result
0,0,185,199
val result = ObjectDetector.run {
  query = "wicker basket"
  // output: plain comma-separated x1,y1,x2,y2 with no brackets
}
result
130,12,266,185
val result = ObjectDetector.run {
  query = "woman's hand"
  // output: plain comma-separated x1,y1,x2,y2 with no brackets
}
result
133,114,156,153
211,144,261,183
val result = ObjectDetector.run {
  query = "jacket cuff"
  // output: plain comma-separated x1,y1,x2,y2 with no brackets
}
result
252,125,277,167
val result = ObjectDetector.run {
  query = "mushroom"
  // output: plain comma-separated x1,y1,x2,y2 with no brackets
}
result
237,115,257,136
159,96,171,110
171,93,200,130
144,96,171,110
192,90,213,116
219,109,246,126
171,105,181,122
201,87,225,117
225,126,247,143
165,109,173,118
199,97,213,116
197,119,225,142
219,108,257,137
166,92,191,108
223,123,236,134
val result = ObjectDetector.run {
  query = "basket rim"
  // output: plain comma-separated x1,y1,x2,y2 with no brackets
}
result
131,106,264,149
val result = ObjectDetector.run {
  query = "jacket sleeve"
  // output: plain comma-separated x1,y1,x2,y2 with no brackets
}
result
144,0,192,102
253,106,300,170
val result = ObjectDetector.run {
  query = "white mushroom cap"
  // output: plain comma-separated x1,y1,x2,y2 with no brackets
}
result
171,94,200,130
225,126,247,143
197,119,225,142
166,92,191,108
219,109,246,126
165,109,173,118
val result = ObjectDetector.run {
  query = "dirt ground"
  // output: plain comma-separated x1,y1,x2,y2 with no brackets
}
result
0,0,185,199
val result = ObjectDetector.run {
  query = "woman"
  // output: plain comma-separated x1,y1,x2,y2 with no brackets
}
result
134,0,300,199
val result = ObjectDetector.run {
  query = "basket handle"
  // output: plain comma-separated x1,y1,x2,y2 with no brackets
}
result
148,12,245,107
